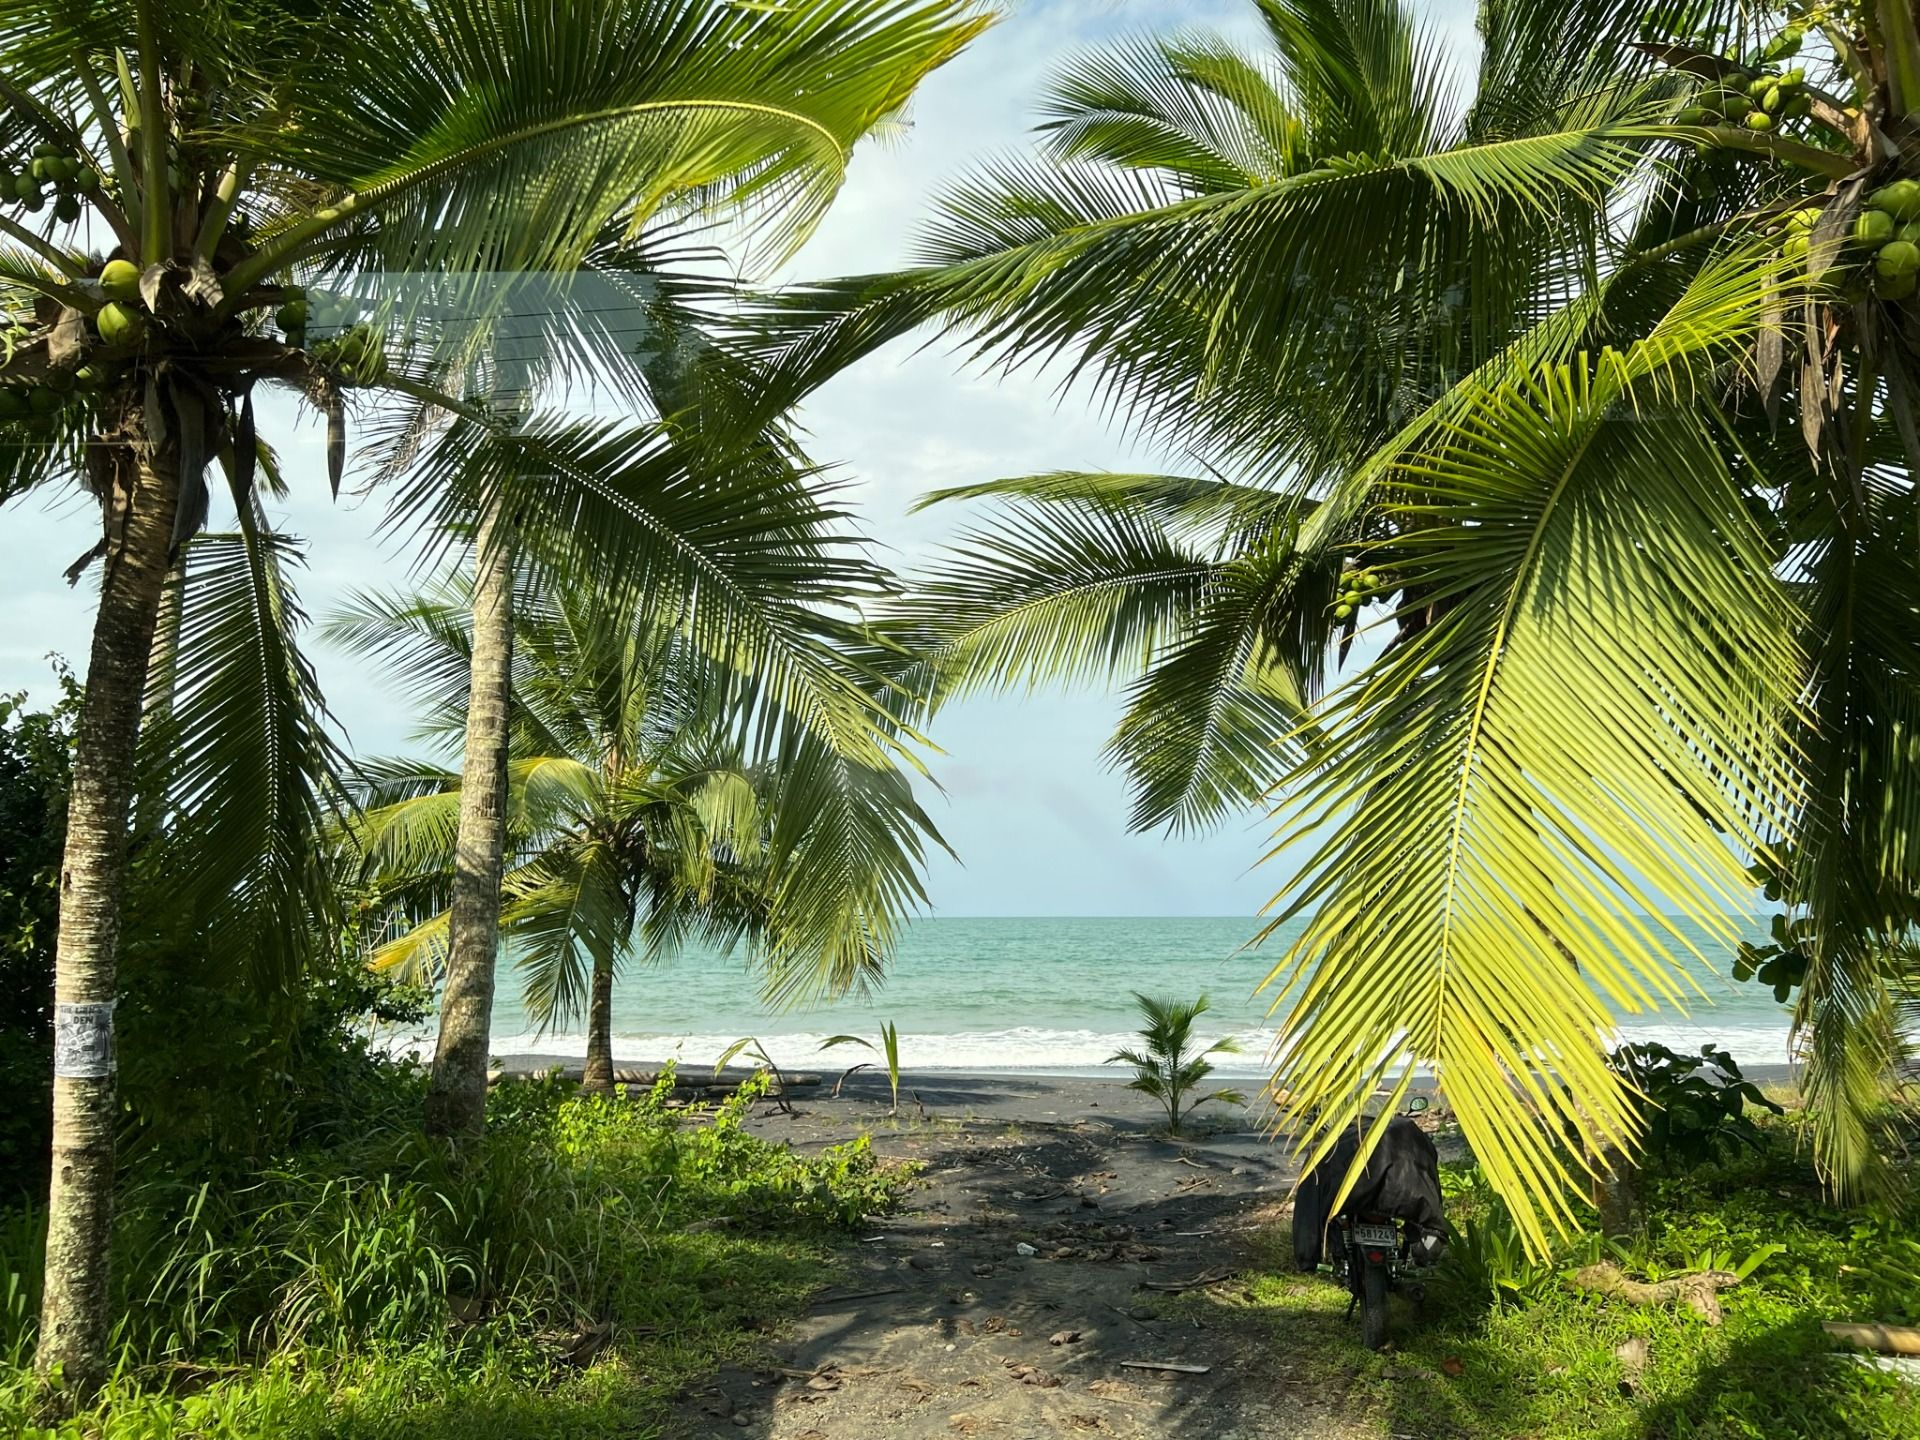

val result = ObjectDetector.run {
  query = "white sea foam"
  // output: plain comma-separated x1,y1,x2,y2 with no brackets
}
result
377,1017,1797,1076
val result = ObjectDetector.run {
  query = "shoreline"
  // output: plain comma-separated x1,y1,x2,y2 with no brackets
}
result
486,1054,1807,1110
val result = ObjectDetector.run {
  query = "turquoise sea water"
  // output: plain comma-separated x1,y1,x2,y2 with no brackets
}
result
384,915,1796,1077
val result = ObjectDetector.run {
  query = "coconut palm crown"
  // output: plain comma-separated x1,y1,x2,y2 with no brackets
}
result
0,0,986,1397
329,567,947,1091
748,0,1920,1248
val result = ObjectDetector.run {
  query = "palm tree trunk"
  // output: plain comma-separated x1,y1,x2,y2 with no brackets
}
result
36,449,179,1403
423,497,514,1140
581,958,615,1095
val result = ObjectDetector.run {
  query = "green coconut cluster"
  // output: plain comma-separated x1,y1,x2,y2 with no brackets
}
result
1673,19,1813,133
1782,184,1920,303
275,287,310,347
1681,64,1810,132
1330,566,1386,622
0,323,114,422
307,320,386,384
1,141,100,224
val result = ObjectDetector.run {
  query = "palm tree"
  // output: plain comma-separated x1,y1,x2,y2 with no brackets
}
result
752,0,1920,1246
0,0,985,1398
328,570,944,1095
1106,993,1243,1137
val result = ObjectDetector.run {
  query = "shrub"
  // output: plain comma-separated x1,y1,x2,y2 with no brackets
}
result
1611,1040,1783,1166
0,676,77,1204
1,1063,903,1397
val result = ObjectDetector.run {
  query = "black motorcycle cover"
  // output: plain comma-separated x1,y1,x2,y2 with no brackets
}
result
1291,1115,1444,1271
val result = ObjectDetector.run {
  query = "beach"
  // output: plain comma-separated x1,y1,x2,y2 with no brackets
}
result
485,1058,1804,1437
644,1065,1350,1439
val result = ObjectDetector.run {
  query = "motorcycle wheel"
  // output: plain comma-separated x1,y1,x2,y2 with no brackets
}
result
1361,1260,1389,1351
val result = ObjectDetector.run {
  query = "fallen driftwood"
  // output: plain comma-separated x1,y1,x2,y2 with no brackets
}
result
489,1064,821,1092
1567,1262,1741,1325
809,1285,904,1306
1138,1270,1236,1293
1119,1360,1210,1375
1823,1322,1920,1356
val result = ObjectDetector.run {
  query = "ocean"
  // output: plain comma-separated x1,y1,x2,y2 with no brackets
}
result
385,915,1796,1078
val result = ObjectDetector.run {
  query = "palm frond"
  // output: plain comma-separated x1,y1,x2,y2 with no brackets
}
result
1260,254,1802,1250
134,509,346,995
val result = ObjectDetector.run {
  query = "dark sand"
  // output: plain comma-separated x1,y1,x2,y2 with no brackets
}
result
487,1057,1797,1439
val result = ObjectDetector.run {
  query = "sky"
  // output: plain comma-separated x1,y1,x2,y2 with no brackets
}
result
0,0,1481,918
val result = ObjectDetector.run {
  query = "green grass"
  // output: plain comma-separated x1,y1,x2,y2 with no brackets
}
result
1173,1128,1920,1439
0,1068,907,1439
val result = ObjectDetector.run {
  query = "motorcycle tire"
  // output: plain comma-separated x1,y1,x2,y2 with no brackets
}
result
1361,1260,1389,1351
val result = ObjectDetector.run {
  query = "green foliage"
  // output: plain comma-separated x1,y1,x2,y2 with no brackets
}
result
0,673,76,1203
1105,992,1244,1136
0,1062,903,1435
1206,1129,1920,1438
1610,1041,1785,1168
749,0,1920,1237
1733,910,1813,1001
823,1020,904,1111
334,567,948,1029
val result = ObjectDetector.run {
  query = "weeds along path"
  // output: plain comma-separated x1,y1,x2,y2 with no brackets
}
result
665,1072,1384,1440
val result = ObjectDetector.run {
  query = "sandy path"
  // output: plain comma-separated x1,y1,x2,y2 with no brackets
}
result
662,1071,1382,1440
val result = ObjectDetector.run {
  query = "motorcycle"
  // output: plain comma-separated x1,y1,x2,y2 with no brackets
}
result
1329,1194,1446,1350
1293,1096,1448,1351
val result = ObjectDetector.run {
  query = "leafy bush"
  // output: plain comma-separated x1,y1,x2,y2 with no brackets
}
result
1264,1131,1920,1438
1,1061,902,1420
1611,1040,1783,1166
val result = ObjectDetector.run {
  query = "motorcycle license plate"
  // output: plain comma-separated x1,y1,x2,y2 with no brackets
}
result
1353,1224,1397,1249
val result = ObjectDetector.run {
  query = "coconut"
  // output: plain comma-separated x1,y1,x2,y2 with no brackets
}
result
95,301,143,346
1745,111,1774,131
29,142,57,160
74,167,98,193
274,298,309,330
1877,240,1920,280
1876,269,1918,301
1721,93,1752,118
1761,86,1781,113
17,188,42,213
12,174,38,201
100,260,141,302
27,387,60,415
1676,106,1707,125
1869,179,1920,217
72,364,104,390
1787,207,1821,232
27,156,55,182
1782,234,1809,266
1854,209,1897,246
53,194,79,223
0,389,25,417
1332,603,1353,620
1747,75,1774,101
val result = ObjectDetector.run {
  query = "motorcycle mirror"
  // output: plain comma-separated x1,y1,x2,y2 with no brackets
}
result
1404,1095,1430,1115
